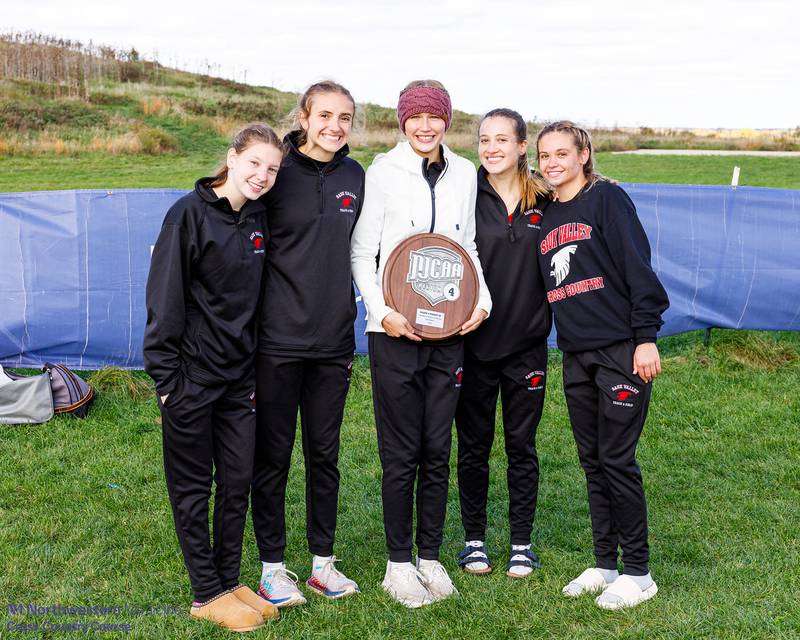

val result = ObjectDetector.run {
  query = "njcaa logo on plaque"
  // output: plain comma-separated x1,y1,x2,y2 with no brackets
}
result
406,246,464,306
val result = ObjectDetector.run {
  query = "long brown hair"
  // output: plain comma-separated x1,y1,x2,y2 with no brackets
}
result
480,108,550,210
209,123,283,188
535,120,607,187
289,80,356,147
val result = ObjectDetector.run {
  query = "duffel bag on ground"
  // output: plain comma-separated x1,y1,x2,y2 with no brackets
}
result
44,362,94,418
0,363,94,423
0,365,54,424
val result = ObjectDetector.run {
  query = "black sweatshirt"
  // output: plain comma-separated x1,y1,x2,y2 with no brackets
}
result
144,178,267,395
466,167,551,361
258,132,365,357
536,180,669,353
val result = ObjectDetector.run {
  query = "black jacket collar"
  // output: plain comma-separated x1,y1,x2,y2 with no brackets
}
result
283,131,351,172
194,177,266,218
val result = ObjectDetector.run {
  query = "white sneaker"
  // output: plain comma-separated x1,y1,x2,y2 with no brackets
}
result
416,558,459,601
381,561,434,608
257,565,307,608
306,556,360,599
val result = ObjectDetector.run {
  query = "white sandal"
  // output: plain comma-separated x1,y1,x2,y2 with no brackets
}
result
595,575,658,609
562,568,613,597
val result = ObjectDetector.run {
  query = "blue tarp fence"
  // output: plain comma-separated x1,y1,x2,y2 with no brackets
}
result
1,184,799,369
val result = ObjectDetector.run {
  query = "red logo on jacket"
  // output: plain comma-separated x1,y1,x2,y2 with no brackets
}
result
523,208,543,225
336,191,358,213
250,231,265,254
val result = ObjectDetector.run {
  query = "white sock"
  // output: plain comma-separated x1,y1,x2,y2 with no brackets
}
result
626,572,654,590
388,560,415,571
508,544,533,576
312,555,333,575
463,540,489,570
597,568,619,584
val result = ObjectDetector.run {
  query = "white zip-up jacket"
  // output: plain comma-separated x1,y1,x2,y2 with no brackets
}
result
351,141,492,334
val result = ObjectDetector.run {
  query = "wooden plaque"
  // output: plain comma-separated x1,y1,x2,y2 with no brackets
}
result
382,233,478,340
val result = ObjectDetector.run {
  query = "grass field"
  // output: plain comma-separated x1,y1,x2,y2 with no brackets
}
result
2,149,799,192
1,330,799,640
2,123,799,638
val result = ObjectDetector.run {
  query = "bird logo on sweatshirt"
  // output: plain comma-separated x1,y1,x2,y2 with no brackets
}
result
550,244,577,286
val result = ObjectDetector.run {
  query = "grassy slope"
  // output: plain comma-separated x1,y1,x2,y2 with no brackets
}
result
1,331,798,639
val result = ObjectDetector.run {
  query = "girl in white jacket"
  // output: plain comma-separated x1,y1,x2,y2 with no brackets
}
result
350,80,491,608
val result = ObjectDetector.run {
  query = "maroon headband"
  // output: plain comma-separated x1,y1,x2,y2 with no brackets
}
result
397,86,452,132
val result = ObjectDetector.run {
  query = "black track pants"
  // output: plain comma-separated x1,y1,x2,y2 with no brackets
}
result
368,332,463,563
455,341,547,545
160,373,256,602
562,340,652,575
251,353,351,562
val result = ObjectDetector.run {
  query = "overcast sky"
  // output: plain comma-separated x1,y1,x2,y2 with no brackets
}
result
5,0,798,129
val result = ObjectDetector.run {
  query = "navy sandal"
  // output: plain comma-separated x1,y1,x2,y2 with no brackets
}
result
506,548,542,578
458,544,493,575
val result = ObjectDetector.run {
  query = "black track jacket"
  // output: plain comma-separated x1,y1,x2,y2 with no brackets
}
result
258,132,364,358
537,180,669,352
144,178,267,394
466,167,551,361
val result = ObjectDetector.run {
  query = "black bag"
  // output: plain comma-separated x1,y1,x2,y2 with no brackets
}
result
44,363,94,418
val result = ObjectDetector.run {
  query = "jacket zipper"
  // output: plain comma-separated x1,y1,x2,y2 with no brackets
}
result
507,202,517,244
423,157,449,233
318,167,326,214
233,210,247,257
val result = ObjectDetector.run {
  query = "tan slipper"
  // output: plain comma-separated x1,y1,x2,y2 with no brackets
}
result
232,584,280,621
190,591,264,632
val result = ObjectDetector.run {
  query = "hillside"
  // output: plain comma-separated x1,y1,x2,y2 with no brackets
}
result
3,32,800,160
0,32,482,158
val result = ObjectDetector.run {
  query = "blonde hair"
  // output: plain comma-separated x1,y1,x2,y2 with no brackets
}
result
480,108,550,210
535,120,607,187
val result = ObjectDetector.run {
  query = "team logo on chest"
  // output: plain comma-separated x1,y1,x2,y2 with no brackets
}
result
250,231,265,254
523,208,543,227
336,191,358,213
406,246,464,306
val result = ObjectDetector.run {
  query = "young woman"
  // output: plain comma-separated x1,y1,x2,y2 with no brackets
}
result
535,121,669,609
351,80,492,608
144,123,283,632
250,81,364,607
454,109,551,579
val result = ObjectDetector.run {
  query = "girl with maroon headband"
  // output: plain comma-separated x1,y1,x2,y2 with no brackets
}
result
351,80,491,608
